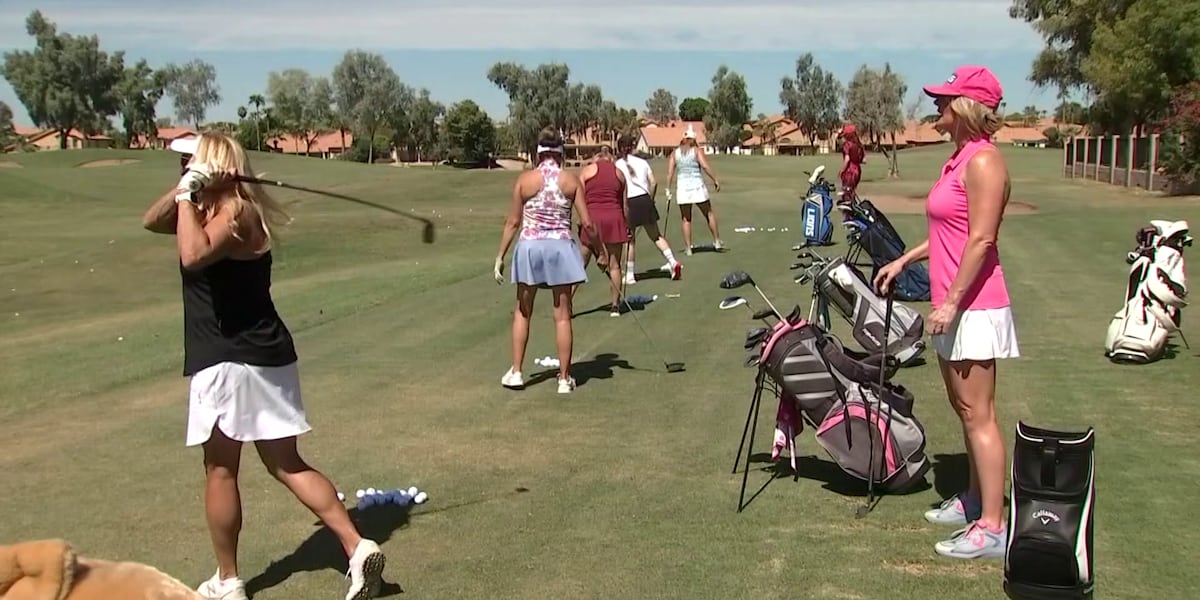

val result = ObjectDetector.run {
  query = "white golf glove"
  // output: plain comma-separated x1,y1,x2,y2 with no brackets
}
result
494,256,505,285
177,163,214,193
665,189,673,202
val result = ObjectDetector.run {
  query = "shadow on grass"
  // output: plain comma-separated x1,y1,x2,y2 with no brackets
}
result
521,352,637,388
244,503,412,599
737,451,932,512
930,452,970,504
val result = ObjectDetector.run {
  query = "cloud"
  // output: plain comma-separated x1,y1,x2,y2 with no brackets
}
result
0,0,1043,53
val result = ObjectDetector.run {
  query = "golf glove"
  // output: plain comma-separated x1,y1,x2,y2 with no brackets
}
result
177,163,214,193
494,256,505,285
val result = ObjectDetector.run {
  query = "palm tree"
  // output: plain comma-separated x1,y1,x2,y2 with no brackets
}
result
249,94,266,150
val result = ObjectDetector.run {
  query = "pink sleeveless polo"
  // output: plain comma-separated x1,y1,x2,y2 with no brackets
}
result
926,138,1011,310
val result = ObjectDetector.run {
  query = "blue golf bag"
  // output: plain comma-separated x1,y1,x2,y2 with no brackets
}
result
800,165,836,247
840,199,932,303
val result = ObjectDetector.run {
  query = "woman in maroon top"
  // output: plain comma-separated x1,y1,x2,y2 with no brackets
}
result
577,145,630,316
839,124,865,203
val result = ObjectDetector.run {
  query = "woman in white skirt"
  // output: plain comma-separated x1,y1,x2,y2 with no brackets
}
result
493,127,604,394
874,65,1018,561
143,132,385,600
666,125,724,254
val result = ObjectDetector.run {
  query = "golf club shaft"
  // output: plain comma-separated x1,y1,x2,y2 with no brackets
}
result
237,175,433,226
752,285,785,321
607,258,675,370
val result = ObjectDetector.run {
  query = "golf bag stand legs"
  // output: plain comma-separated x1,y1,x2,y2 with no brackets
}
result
856,290,896,519
1005,422,1096,600
735,367,769,513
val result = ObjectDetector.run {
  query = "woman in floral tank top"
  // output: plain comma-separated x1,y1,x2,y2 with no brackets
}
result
493,127,604,394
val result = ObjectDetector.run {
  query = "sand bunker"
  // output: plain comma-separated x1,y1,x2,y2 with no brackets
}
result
79,159,141,168
0,161,21,168
866,194,1038,215
495,159,527,171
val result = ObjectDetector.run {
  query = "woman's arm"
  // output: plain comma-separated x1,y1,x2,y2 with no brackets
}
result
143,188,181,234
495,176,526,262
898,239,930,266
696,149,721,190
666,152,676,186
176,199,247,271
941,150,1008,308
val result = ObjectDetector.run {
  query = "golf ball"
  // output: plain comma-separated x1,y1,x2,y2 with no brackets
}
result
356,489,365,499
337,492,346,501
652,295,659,301
407,486,419,497
413,491,428,504
366,487,377,495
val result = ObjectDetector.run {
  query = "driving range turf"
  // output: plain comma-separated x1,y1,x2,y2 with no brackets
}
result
1,145,1197,599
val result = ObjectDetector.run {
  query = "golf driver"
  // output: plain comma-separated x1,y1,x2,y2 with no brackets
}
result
718,295,748,311
719,270,784,319
611,252,685,373
236,175,436,244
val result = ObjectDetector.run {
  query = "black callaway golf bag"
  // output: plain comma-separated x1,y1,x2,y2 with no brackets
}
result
1004,422,1096,600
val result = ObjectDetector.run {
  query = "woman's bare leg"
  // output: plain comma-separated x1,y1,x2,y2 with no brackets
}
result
550,286,574,380
605,242,624,307
679,204,694,250
697,201,722,246
943,358,1005,527
202,427,244,579
573,244,593,300
512,284,537,373
255,437,363,557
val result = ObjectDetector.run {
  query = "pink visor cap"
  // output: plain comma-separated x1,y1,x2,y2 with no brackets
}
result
923,65,1003,111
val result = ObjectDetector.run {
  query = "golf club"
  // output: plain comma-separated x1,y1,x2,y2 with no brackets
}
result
718,296,748,311
719,271,784,319
611,244,685,373
236,175,436,244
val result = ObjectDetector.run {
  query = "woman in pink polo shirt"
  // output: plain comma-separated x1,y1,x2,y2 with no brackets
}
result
874,65,1019,560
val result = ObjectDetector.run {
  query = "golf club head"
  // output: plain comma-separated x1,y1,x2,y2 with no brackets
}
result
719,296,748,310
422,222,436,243
789,262,803,270
744,354,760,368
794,274,811,285
744,331,769,349
791,243,809,252
719,271,753,289
786,305,803,324
665,362,686,373
796,251,812,260
752,307,777,321
747,326,769,339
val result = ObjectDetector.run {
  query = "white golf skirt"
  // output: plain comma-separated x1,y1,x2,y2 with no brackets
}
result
675,182,710,205
186,361,311,447
931,306,1021,362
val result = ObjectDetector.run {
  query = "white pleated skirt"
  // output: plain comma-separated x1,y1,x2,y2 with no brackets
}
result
186,361,312,447
675,181,710,205
931,306,1021,362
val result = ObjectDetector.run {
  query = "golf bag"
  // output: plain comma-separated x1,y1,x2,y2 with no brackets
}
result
1104,220,1191,364
812,256,926,366
801,166,837,247
1004,422,1095,600
841,199,932,302
754,317,930,493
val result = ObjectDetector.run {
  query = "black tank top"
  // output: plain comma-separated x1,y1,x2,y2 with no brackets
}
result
180,251,298,376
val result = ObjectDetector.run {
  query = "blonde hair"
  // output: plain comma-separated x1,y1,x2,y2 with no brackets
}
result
947,96,1003,140
191,132,290,249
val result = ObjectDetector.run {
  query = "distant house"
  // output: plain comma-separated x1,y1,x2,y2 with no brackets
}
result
13,127,114,151
636,121,714,156
133,127,198,150
268,130,354,159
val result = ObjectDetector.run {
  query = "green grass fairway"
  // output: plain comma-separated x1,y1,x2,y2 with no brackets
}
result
1,145,1197,599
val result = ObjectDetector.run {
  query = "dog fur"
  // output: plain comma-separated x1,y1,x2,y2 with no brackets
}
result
0,539,203,600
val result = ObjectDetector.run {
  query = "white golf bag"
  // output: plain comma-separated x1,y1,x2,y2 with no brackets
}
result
1104,220,1191,364
812,256,926,367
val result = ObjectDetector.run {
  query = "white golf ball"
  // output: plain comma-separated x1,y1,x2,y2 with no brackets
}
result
366,487,377,495
413,491,428,504
117,336,124,341
355,489,365,499
652,295,659,301
337,492,346,501
406,486,419,497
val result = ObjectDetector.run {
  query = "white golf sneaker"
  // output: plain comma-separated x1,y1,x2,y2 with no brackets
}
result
557,376,576,394
196,572,248,600
345,539,386,600
501,367,524,389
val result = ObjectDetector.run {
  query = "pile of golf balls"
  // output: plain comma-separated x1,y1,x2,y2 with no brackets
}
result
352,486,428,508
534,356,560,367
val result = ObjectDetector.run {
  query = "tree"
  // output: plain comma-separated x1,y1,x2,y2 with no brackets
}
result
248,94,266,150
488,62,579,156
1008,0,1134,97
441,100,496,166
0,101,18,149
703,65,753,152
116,59,166,148
1017,105,1045,126
1055,101,1086,124
779,53,844,147
406,88,445,162
678,97,709,121
1159,82,1200,189
0,11,125,149
161,59,221,127
645,88,678,124
332,50,403,163
267,68,335,153
844,64,906,176
1079,0,1200,134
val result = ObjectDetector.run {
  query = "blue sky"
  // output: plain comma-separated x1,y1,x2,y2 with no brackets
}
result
0,0,1078,128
